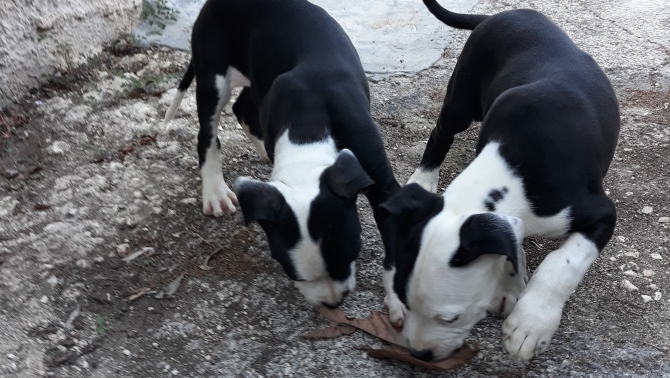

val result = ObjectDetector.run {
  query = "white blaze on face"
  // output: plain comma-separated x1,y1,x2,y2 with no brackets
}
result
269,132,355,306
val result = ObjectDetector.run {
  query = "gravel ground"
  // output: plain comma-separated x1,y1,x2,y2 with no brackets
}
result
1,0,669,377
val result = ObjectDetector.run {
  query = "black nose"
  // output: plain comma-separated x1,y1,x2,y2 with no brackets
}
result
321,291,350,309
410,348,434,362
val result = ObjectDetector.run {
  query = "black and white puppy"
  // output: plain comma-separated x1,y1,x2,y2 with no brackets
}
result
164,0,399,307
380,0,620,362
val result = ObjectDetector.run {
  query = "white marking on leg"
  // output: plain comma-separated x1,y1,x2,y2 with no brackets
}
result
502,233,598,361
240,121,270,162
407,167,439,193
164,89,186,124
383,267,407,327
200,69,249,216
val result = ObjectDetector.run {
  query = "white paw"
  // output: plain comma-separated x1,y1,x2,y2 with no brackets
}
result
407,167,439,193
202,176,238,217
488,294,518,318
502,292,562,361
384,292,407,328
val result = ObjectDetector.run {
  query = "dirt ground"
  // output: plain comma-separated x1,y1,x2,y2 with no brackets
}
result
1,0,669,377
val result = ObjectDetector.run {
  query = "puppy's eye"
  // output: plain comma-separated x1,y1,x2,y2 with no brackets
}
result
436,315,459,325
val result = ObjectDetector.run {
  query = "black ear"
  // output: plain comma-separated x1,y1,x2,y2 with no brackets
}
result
321,149,375,199
379,183,443,226
234,177,286,224
450,213,520,273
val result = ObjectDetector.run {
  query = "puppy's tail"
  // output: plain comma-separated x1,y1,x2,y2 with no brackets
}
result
423,0,488,30
164,60,195,124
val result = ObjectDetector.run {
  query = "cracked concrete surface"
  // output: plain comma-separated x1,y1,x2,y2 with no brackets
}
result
1,0,669,377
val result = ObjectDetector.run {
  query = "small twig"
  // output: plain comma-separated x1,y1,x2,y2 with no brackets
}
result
165,154,185,164
199,248,224,270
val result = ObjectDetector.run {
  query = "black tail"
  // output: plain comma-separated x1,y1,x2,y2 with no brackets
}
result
178,61,195,92
423,0,488,30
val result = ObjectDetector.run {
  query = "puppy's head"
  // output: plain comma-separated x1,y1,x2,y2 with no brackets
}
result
380,184,524,361
234,149,374,307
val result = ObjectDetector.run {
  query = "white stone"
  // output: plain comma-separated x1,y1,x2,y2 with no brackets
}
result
48,141,71,155
643,269,655,277
172,370,179,376
641,295,652,303
649,284,658,290
654,292,662,301
7,353,17,360
181,198,197,205
658,217,670,223
641,206,653,214
650,253,663,260
40,295,49,303
624,251,639,258
620,280,638,292
616,236,626,242
47,275,59,286
116,243,130,255
623,270,638,277
122,349,131,356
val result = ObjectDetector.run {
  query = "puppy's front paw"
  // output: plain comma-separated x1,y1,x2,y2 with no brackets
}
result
384,292,407,328
202,176,238,217
488,295,518,318
407,167,439,193
502,292,562,361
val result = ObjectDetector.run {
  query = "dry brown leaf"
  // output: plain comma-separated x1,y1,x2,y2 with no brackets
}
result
360,343,478,370
315,306,404,346
124,287,151,301
139,133,158,145
304,324,356,340
23,166,42,178
34,203,51,210
119,145,134,153
312,307,478,370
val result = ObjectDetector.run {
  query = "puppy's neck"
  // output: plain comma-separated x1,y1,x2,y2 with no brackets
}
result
271,131,338,189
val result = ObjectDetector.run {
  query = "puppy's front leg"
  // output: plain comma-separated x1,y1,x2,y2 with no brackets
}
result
383,267,407,327
196,74,239,216
488,246,527,318
502,233,599,361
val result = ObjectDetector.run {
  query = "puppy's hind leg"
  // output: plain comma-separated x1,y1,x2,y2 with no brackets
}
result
196,69,242,216
232,87,270,162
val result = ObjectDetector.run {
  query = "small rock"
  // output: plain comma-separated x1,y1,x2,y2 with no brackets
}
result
650,253,662,260
181,198,197,205
623,270,638,277
4,169,19,179
658,217,670,223
641,206,653,214
122,349,131,356
609,256,617,261
641,295,652,303
643,269,655,277
48,141,71,155
624,251,639,258
621,280,638,292
7,353,17,360
116,243,130,256
171,369,179,376
561,359,570,368
649,284,658,290
654,291,662,301
616,236,626,242
40,295,49,303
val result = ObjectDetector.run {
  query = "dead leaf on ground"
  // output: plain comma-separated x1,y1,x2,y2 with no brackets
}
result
22,166,42,178
34,203,51,210
128,87,147,99
124,287,151,301
119,145,134,153
199,248,224,271
304,324,357,339
310,307,478,370
155,273,185,299
359,344,478,370
139,133,158,145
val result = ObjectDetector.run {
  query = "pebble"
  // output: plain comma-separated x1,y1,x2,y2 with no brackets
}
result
649,284,658,290
621,280,638,291
641,206,653,214
658,217,670,223
40,295,49,303
616,236,626,242
152,343,158,347
561,359,570,368
650,253,662,260
623,270,638,277
123,349,131,356
7,353,17,360
181,198,197,205
643,269,655,277
654,292,662,301
641,295,652,303
116,243,130,255
172,369,179,375
624,251,639,258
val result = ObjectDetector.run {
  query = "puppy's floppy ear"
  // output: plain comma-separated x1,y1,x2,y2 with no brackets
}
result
450,213,523,273
379,183,443,227
321,149,375,199
234,177,286,224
